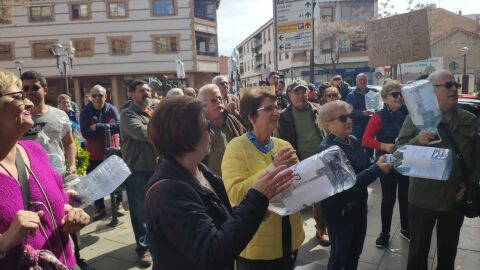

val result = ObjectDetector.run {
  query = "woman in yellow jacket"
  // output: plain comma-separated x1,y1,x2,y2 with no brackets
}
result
222,88,305,270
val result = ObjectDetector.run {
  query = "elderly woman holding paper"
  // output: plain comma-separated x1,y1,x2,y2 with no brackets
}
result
145,96,295,270
222,88,305,270
317,100,391,270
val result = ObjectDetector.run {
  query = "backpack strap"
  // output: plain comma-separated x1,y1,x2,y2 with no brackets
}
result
145,179,168,200
15,149,30,210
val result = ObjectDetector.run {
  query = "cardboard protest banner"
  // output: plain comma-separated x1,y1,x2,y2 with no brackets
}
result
366,9,431,67
239,86,276,100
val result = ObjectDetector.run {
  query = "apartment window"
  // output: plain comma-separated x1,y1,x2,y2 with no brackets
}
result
31,41,56,58
29,6,54,22
268,28,271,41
151,0,175,16
152,35,178,53
263,32,266,44
107,1,128,18
72,38,94,57
196,32,217,57
351,38,367,52
0,43,14,61
108,37,131,55
246,43,249,54
321,7,334,21
278,52,282,61
70,3,90,20
194,0,216,21
285,52,289,59
268,52,271,64
263,54,266,64
0,5,12,24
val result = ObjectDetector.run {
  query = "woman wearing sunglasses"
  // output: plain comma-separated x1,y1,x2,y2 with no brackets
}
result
316,100,391,270
321,86,342,105
222,88,305,270
0,70,90,269
362,80,410,248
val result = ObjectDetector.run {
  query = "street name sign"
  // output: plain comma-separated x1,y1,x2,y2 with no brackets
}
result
276,0,313,52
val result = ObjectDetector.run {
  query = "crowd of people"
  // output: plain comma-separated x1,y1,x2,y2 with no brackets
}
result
0,67,477,270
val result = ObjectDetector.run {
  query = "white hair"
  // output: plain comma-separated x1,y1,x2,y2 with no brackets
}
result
212,75,228,85
184,87,196,96
90,84,107,94
166,88,184,97
428,69,453,84
356,73,367,80
197,84,220,102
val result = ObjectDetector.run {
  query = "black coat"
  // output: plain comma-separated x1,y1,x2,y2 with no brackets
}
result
145,159,269,270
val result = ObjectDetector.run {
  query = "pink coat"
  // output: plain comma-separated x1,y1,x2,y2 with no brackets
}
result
0,140,75,268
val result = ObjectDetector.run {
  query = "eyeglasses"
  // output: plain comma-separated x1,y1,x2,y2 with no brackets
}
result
389,92,402,98
332,113,353,123
433,81,461,89
326,93,339,99
22,84,41,92
257,104,280,112
0,91,27,102
91,94,105,98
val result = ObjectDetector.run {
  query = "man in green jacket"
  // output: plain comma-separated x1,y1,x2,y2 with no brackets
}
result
276,79,328,246
120,80,158,267
395,70,480,270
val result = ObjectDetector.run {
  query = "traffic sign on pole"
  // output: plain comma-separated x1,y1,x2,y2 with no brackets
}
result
276,0,313,53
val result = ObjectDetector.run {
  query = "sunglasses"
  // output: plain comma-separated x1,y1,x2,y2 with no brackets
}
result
326,93,339,98
389,92,402,98
333,113,353,123
0,91,27,102
91,94,105,98
22,84,41,92
433,81,461,89
257,104,280,112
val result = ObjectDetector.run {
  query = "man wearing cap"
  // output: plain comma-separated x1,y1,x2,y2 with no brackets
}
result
276,79,329,246
331,75,350,101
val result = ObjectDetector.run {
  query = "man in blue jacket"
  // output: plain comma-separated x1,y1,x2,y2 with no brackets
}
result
346,73,374,141
80,85,123,220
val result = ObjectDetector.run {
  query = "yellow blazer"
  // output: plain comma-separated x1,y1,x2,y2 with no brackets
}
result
221,134,305,260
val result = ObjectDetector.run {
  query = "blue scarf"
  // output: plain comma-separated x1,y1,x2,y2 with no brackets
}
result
247,131,274,154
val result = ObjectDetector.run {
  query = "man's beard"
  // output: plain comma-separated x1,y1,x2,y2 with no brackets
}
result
136,96,151,107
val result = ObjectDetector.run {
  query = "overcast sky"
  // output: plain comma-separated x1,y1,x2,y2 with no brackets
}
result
217,0,480,56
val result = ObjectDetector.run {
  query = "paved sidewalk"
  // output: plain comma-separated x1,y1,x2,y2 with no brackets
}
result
79,180,480,270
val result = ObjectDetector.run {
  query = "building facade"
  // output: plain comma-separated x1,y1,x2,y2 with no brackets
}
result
0,0,220,108
236,0,377,87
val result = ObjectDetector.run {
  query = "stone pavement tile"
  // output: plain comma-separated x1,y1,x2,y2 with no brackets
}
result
90,255,151,270
81,237,128,263
358,261,378,270
360,234,387,265
463,217,480,228
296,236,330,265
431,248,480,270
295,260,327,269
388,227,437,259
377,251,413,270
458,225,480,251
